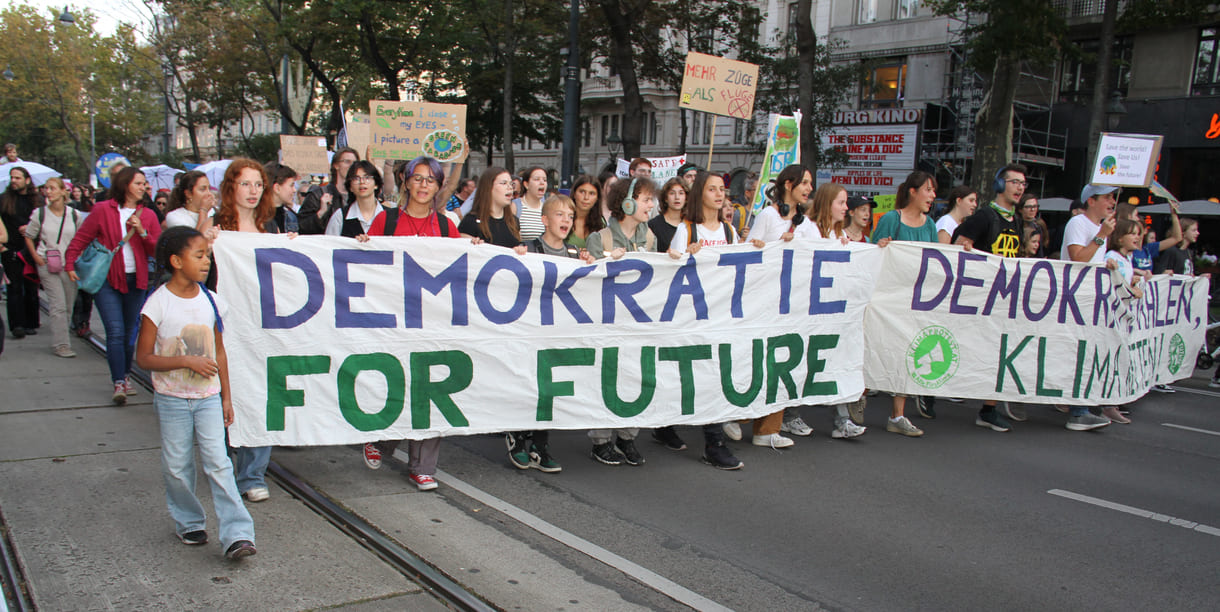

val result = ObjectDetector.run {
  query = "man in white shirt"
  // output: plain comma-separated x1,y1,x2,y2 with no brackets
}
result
1060,184,1118,263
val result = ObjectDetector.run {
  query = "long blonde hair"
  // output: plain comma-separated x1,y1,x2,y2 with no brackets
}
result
810,183,847,239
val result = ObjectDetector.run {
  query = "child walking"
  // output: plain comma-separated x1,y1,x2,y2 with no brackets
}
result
135,226,256,560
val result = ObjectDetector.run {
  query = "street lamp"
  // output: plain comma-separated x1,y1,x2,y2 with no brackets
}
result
607,134,621,163
1105,90,1127,131
2,65,13,81
58,7,75,25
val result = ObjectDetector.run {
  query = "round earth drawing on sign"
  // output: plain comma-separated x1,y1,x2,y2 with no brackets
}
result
906,325,960,389
1167,333,1186,375
423,130,465,161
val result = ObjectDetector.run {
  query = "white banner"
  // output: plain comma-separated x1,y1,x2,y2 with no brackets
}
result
863,242,1208,405
615,155,688,180
214,233,879,446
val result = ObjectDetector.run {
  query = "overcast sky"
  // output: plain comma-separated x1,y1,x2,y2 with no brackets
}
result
21,0,152,38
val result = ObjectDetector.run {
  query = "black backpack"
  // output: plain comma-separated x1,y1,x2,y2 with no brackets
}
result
382,208,450,237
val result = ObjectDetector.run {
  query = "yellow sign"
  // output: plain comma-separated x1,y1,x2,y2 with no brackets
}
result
678,52,759,120
368,101,468,162
278,135,329,176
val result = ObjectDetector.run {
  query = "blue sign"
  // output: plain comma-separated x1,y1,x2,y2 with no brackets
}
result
94,153,131,189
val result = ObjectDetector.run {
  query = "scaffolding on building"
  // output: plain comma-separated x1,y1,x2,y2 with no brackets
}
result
920,11,1068,198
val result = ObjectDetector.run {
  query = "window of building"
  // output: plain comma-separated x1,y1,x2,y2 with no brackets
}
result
704,113,714,144
1193,27,1220,96
788,2,800,33
858,0,877,24
649,112,658,145
1059,37,1133,103
611,114,620,138
601,115,609,145
692,113,702,145
582,119,591,148
897,0,919,19
734,118,745,144
861,61,906,108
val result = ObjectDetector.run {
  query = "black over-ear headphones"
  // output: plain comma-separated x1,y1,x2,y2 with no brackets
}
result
622,178,639,216
993,167,1008,194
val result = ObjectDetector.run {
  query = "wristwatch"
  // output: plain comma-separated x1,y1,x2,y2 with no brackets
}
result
1092,236,1105,246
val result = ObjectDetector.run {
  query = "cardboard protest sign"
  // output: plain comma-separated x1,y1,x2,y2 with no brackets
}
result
1091,133,1163,187
368,101,468,163
679,52,759,120
279,135,329,176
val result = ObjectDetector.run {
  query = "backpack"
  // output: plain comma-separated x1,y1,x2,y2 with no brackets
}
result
531,237,581,259
382,208,451,237
595,225,656,255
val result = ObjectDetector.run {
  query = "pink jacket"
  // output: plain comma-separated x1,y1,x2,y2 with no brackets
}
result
65,200,161,293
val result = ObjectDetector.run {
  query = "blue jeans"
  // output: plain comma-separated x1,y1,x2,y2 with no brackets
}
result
93,274,146,383
154,393,255,550
231,445,271,493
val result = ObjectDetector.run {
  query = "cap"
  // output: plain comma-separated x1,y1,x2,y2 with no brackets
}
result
847,196,876,210
1080,184,1119,202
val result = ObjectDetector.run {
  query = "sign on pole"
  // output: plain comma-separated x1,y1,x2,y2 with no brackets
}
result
278,135,329,176
368,101,468,163
1090,132,1163,187
679,52,759,120
816,109,922,198
749,113,801,216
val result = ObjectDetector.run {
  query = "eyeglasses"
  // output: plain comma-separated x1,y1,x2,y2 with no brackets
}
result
1005,179,1027,187
410,175,437,185
351,175,375,184
238,181,264,191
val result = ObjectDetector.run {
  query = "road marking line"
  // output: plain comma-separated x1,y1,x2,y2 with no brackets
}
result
1167,386,1220,398
396,452,731,612
1161,423,1220,437
1047,489,1220,537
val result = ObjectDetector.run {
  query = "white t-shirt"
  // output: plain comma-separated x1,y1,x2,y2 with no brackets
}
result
935,215,959,240
24,207,79,256
164,207,214,229
749,206,790,242
140,285,228,399
793,220,822,241
1060,214,1104,264
670,221,737,254
1105,250,1134,284
118,207,137,273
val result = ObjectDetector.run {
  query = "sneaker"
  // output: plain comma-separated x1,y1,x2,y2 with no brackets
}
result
12,327,26,339
651,427,687,451
1102,405,1131,424
1053,405,1070,414
865,389,879,397
701,443,743,470
752,433,795,448
975,410,1012,432
224,540,257,560
998,402,1027,422
504,432,520,452
408,473,438,491
362,443,382,469
75,324,90,338
1066,413,1111,431
243,487,269,502
591,442,625,466
847,396,866,426
615,438,645,466
53,344,76,358
123,377,136,396
508,436,531,470
1209,379,1220,389
915,396,936,419
1152,384,1175,393
722,422,742,441
529,444,562,473
944,397,964,403
886,416,924,437
112,382,127,406
780,416,814,437
178,530,207,545
831,421,866,439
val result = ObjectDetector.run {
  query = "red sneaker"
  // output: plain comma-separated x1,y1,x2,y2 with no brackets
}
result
408,473,438,491
362,443,382,469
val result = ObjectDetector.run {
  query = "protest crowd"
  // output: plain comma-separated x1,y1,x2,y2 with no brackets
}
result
1,139,1210,561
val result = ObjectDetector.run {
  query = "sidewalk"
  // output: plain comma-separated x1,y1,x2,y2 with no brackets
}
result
0,328,662,610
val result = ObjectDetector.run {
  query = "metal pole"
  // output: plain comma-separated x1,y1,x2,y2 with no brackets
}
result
280,54,291,134
559,0,580,189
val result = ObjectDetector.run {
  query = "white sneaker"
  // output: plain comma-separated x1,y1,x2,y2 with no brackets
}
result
885,416,924,437
780,416,814,437
752,433,794,448
243,487,270,502
722,422,742,441
831,421,866,439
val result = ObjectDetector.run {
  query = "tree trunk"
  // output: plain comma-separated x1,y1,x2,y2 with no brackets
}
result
501,0,516,172
599,0,646,160
1085,0,1120,175
795,0,816,168
972,52,1020,198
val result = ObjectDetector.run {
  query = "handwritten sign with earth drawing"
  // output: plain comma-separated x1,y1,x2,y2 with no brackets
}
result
1090,132,1162,188
368,101,468,163
679,52,759,120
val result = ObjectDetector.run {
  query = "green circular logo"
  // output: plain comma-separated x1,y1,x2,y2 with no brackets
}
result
1167,333,1186,375
907,326,960,389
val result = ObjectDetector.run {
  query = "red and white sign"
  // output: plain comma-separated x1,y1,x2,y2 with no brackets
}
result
819,121,920,198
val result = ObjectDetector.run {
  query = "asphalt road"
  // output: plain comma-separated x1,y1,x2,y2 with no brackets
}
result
432,384,1220,611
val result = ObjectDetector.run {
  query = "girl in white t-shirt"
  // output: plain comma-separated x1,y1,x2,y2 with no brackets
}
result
135,226,256,560
751,164,811,243
668,171,768,468
1105,218,1144,300
163,171,215,232
936,185,977,243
